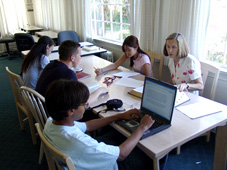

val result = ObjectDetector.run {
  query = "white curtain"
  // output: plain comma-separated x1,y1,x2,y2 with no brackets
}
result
131,0,211,64
0,0,28,37
33,0,92,41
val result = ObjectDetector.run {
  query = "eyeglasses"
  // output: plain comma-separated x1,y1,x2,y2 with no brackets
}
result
103,76,116,87
82,102,89,110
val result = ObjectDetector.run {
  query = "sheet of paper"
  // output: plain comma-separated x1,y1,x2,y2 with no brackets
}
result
112,71,140,78
86,81,100,94
176,101,222,119
114,78,144,88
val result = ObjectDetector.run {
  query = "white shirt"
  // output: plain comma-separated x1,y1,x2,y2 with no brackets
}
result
44,117,119,170
132,53,151,74
23,54,49,89
168,54,201,94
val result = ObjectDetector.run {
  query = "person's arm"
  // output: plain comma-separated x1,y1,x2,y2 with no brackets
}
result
85,109,141,132
95,54,128,75
118,115,154,161
177,77,204,92
141,63,153,77
168,79,173,84
87,87,109,105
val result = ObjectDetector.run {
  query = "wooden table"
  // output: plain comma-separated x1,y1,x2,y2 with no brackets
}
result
21,26,43,35
35,31,58,44
78,55,227,170
21,44,107,59
35,31,58,39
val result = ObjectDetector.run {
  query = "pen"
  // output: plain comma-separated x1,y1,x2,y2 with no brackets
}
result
104,72,108,75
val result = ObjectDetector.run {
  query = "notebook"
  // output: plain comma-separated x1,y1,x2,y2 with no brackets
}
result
115,77,177,139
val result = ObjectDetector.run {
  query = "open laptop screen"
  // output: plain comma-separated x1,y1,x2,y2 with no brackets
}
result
141,77,176,121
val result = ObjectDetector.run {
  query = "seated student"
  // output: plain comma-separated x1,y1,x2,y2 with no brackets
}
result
35,40,108,105
163,33,204,94
21,36,54,89
95,35,153,77
44,79,167,170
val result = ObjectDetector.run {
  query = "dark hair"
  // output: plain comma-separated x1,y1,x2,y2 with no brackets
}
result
21,36,54,73
122,35,147,67
58,40,80,61
45,79,89,121
163,33,189,59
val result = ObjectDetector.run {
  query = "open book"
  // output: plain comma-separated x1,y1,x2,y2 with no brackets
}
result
175,91,190,107
129,86,190,107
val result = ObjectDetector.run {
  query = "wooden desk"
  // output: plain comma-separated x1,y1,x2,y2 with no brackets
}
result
35,31,58,39
21,44,107,59
21,26,43,35
0,37,15,59
78,56,227,170
35,31,58,44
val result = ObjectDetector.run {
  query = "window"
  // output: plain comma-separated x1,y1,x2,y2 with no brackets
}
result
90,0,130,43
205,0,227,66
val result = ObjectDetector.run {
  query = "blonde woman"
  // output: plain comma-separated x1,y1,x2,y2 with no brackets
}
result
163,33,203,94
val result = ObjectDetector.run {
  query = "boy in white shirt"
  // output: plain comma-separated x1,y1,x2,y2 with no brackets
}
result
44,79,167,170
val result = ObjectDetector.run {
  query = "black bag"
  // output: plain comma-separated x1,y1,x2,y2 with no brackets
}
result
91,99,123,115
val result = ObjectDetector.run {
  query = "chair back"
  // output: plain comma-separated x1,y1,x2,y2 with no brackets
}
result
58,30,79,44
5,66,25,109
20,86,47,129
14,33,35,52
35,123,76,170
145,51,164,80
200,61,220,100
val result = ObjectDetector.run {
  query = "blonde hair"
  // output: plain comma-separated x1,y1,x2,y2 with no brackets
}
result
163,33,189,59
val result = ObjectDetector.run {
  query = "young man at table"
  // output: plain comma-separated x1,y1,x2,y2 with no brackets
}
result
35,40,108,105
44,79,167,170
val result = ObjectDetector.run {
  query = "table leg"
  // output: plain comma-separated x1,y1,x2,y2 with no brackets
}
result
153,157,160,170
5,42,11,59
213,124,227,170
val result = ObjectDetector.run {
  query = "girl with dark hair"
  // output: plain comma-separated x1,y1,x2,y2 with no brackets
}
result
95,35,153,77
21,36,54,89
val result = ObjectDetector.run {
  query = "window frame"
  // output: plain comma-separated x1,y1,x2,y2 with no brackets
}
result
90,0,131,43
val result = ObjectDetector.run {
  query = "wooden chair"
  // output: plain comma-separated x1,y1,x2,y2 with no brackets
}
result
5,67,37,145
145,51,164,80
35,123,76,170
175,61,220,155
20,86,48,164
200,61,220,100
200,61,220,141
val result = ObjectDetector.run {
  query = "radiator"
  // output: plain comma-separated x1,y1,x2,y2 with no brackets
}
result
100,50,114,62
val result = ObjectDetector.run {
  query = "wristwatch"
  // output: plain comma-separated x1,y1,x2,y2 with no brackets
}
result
186,83,189,89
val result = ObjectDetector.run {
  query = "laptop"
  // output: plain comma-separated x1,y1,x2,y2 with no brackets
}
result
115,77,177,139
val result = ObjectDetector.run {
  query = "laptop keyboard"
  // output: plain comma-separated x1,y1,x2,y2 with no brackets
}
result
128,117,163,129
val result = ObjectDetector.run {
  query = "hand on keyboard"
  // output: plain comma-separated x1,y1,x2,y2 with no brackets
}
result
139,115,155,131
119,108,141,120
